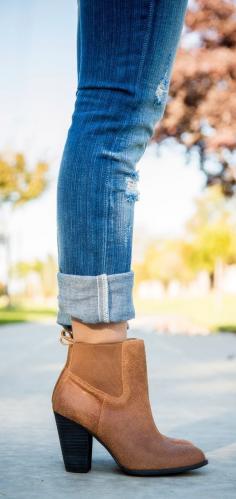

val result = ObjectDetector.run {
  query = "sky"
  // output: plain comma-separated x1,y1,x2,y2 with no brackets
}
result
0,0,205,271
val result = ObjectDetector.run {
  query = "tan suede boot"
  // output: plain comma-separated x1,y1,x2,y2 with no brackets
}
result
52,330,208,475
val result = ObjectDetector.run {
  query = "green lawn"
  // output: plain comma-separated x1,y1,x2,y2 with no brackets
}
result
134,292,236,332
0,305,56,325
1,293,236,332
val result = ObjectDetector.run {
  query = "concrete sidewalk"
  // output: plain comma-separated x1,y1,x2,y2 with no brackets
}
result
0,323,236,499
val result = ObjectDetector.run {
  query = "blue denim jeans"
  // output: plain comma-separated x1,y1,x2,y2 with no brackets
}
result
57,0,188,328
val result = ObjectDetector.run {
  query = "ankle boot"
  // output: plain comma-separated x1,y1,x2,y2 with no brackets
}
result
52,331,208,475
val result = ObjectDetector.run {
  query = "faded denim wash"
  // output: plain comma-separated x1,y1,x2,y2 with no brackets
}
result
57,0,188,328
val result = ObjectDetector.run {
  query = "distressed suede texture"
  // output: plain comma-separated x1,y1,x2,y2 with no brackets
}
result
70,342,123,397
52,338,206,471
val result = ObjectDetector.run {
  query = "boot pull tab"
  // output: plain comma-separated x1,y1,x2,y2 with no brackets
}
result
60,328,74,346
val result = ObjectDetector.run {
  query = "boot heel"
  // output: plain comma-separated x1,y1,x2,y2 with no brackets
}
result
54,412,93,473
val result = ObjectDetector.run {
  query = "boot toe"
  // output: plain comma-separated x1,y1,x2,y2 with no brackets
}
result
165,435,193,446
182,443,207,467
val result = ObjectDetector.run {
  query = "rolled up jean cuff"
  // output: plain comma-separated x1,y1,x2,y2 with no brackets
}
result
56,270,135,327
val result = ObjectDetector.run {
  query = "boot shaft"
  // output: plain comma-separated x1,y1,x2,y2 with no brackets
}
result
52,337,150,433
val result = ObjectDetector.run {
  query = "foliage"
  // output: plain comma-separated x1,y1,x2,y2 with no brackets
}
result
184,223,236,275
153,0,236,195
185,186,236,274
0,152,49,304
11,254,57,298
12,260,44,278
134,186,236,286
0,153,48,207
134,239,194,287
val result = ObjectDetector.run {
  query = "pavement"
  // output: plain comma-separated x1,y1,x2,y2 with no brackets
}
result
0,322,236,499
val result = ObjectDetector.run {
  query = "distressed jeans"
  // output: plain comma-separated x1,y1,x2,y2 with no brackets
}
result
57,0,188,328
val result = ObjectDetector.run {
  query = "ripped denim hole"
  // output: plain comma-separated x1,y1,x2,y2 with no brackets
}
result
125,172,140,202
155,54,172,105
155,71,169,105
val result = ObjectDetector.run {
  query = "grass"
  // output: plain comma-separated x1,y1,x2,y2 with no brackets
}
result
0,304,56,325
134,292,236,333
1,293,236,332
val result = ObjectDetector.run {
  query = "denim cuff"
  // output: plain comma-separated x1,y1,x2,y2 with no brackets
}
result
56,270,135,327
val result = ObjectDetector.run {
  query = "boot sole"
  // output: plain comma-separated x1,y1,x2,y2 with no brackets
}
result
54,412,208,476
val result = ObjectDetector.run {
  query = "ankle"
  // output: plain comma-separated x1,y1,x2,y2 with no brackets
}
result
71,317,128,344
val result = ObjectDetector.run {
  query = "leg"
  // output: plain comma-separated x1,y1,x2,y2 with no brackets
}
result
56,0,188,339
53,0,208,475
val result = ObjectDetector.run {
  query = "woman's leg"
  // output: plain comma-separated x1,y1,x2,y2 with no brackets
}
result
53,1,208,474
56,0,188,341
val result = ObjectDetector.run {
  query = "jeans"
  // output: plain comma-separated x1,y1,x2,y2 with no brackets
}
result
57,0,188,328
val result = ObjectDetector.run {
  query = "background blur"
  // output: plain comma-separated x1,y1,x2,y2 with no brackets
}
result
1,0,236,334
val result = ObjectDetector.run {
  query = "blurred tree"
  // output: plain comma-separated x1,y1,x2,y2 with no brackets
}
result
184,186,236,286
12,254,57,299
40,254,57,298
153,0,236,195
134,239,194,289
133,186,236,290
0,153,48,205
0,153,49,305
12,260,44,279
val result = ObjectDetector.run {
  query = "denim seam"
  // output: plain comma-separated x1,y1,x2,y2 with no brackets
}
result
96,275,101,322
103,6,156,269
96,274,109,322
101,274,109,322
56,270,135,326
134,0,156,93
